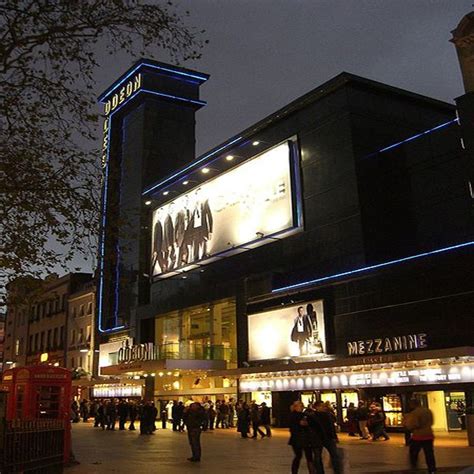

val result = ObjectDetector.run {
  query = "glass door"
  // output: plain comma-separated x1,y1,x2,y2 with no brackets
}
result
382,394,403,427
445,392,466,430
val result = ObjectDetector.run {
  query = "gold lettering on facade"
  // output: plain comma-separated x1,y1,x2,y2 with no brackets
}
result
347,333,429,356
103,73,142,116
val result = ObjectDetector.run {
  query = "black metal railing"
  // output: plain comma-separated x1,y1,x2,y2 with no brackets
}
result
0,419,65,473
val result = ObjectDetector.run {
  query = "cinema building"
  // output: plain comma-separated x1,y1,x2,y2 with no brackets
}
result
96,44,473,430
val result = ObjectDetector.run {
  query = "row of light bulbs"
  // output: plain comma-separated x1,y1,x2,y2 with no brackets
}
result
144,140,261,205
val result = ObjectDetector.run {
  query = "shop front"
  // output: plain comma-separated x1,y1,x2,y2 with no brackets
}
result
238,348,474,431
99,298,239,407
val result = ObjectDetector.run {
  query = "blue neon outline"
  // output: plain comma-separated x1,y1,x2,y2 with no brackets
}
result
365,118,458,158
97,84,207,333
98,61,208,103
142,136,243,195
272,240,474,294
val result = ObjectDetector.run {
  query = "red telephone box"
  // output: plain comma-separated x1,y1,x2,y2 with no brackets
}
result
1,366,72,463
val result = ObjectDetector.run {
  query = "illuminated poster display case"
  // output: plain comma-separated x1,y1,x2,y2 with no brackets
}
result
151,141,302,279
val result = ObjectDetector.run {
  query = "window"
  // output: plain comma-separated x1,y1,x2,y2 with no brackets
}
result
29,335,33,353
71,307,77,319
87,302,93,315
78,328,84,344
15,338,20,356
40,331,45,351
45,301,50,316
70,357,75,369
53,328,58,348
79,304,85,317
86,325,91,342
47,330,52,350
34,334,39,352
70,329,76,346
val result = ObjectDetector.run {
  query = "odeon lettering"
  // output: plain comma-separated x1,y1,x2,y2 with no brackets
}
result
118,342,158,364
347,333,428,356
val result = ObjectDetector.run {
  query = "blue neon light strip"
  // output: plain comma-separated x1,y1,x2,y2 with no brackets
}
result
142,136,243,195
366,118,458,158
272,240,474,294
140,89,206,107
97,85,206,333
98,61,208,103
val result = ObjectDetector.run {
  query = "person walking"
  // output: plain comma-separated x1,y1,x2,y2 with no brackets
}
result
237,402,251,438
183,402,206,463
250,402,266,438
312,401,341,474
288,401,316,474
356,401,370,439
369,403,390,441
403,399,436,474
260,402,272,438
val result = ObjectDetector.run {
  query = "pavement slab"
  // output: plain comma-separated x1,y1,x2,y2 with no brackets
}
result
68,423,474,474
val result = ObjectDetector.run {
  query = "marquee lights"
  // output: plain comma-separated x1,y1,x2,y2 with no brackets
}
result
272,240,474,294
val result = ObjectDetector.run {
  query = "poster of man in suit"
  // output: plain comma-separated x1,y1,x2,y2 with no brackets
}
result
151,142,294,277
248,300,326,361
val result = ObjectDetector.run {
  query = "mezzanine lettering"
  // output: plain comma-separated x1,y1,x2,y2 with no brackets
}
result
347,333,427,356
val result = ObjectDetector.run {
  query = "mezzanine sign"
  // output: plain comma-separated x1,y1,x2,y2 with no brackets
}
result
117,342,159,364
347,333,427,356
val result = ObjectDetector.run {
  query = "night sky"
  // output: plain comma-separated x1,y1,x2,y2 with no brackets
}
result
73,0,471,273
97,0,470,155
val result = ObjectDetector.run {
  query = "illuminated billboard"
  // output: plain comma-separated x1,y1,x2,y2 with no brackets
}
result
248,300,327,362
151,142,299,277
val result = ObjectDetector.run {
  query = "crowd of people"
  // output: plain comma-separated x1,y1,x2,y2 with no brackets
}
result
71,396,436,472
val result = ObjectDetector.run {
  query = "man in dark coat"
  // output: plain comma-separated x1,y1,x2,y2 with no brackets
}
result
140,401,154,435
311,401,341,474
183,402,206,462
128,401,137,430
152,219,165,273
117,399,128,430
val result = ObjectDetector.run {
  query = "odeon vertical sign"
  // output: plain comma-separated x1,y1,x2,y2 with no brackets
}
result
96,60,208,334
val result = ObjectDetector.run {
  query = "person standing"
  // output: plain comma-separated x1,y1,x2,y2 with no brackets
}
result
220,401,229,429
140,401,154,435
290,307,312,356
356,401,370,439
118,399,128,430
346,402,358,437
97,401,106,430
288,401,316,474
237,402,251,438
106,399,117,431
172,401,179,431
208,403,216,430
183,402,206,463
80,400,89,423
176,401,185,432
228,399,235,428
403,399,436,474
260,402,272,438
128,401,137,431
312,401,341,474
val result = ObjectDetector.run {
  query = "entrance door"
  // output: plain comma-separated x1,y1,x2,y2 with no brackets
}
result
445,392,466,430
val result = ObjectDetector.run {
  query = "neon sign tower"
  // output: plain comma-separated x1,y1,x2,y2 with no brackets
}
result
96,60,208,334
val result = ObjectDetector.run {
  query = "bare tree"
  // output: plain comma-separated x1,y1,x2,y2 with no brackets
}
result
0,0,205,283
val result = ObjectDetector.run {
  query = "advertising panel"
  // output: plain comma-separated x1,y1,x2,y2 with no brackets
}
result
248,300,326,362
151,142,296,277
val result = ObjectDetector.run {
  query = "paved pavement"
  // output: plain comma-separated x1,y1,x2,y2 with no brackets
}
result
68,422,474,473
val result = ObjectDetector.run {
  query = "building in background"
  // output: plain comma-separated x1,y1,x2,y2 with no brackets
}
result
0,313,5,372
3,273,97,399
